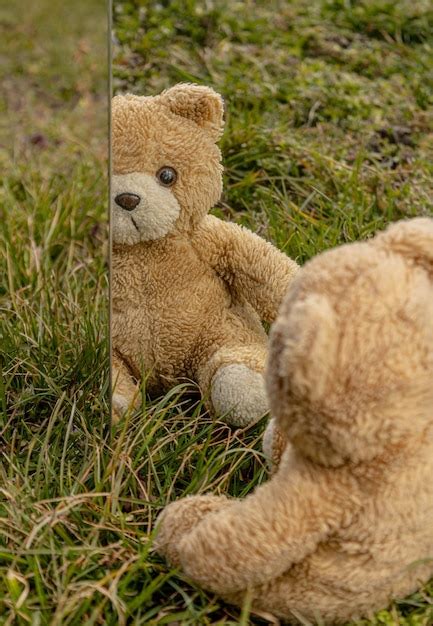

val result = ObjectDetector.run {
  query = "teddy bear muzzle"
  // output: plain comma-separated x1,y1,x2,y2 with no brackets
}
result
114,192,141,211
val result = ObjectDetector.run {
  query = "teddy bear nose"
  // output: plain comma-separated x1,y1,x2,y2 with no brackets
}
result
114,193,141,211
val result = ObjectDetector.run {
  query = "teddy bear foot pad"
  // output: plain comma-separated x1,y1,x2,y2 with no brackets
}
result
210,364,268,427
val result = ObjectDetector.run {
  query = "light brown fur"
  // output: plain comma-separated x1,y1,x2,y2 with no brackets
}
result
155,217,433,624
111,84,298,425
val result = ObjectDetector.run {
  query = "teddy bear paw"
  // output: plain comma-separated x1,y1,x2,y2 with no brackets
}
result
211,364,269,427
111,392,140,423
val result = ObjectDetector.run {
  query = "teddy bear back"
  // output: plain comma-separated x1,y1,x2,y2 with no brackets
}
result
267,217,433,468
111,84,224,245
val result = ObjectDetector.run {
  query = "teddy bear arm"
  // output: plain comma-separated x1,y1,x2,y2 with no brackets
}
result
174,477,331,595
195,216,299,323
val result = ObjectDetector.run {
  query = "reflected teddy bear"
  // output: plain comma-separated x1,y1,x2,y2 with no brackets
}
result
111,84,298,426
155,217,433,624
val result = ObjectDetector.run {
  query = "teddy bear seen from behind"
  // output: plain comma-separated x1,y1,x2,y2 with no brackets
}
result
155,217,433,624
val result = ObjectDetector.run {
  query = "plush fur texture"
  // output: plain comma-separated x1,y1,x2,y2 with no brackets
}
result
155,217,433,624
111,84,299,426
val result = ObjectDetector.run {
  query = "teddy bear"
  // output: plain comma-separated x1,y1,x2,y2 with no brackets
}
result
154,217,433,625
111,83,299,426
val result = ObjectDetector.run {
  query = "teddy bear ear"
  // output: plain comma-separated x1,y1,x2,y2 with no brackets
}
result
375,218,433,275
269,293,337,403
159,83,224,140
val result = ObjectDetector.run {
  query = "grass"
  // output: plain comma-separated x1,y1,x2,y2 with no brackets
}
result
111,1,433,624
1,0,432,625
0,0,110,623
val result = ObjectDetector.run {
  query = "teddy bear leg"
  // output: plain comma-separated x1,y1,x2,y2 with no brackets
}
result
262,417,289,473
154,494,233,566
197,344,269,427
211,364,268,427
112,353,141,423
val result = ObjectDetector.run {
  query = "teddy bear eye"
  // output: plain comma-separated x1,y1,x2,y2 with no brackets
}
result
156,166,177,187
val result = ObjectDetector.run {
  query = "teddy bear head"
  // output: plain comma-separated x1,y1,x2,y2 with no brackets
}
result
267,218,433,467
111,84,224,246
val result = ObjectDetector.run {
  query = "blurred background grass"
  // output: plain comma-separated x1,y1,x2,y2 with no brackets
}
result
113,0,433,262
0,0,109,623
111,2,433,625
